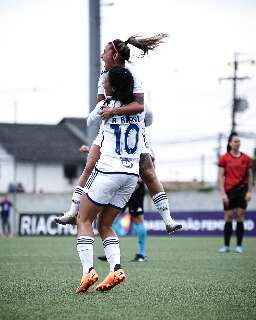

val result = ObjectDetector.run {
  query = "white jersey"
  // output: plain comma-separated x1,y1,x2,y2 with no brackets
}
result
93,67,153,156
95,99,144,175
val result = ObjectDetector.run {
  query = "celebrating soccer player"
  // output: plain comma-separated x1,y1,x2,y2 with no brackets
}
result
56,34,182,234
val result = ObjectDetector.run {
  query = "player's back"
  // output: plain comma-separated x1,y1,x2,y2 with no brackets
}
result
96,99,144,175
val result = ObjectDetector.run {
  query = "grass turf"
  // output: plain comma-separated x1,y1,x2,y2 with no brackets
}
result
0,236,255,320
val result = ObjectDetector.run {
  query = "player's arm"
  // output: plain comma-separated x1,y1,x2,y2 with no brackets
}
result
218,167,228,203
144,104,153,127
245,168,253,201
87,97,106,126
100,93,144,120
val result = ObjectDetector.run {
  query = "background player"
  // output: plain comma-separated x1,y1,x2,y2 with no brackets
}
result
0,194,13,238
218,132,253,253
123,178,147,261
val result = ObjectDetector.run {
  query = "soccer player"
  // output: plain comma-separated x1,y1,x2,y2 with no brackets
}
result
56,34,182,234
126,178,147,261
218,132,253,253
0,194,13,237
76,66,144,293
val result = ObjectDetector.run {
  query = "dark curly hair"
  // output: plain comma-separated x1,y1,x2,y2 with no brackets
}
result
108,66,134,105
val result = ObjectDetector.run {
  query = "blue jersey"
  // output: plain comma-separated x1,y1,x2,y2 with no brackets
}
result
0,200,12,218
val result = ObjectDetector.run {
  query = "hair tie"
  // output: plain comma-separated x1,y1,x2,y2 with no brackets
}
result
111,41,119,54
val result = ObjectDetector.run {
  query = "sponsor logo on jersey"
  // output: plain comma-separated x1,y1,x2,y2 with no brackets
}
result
120,157,134,168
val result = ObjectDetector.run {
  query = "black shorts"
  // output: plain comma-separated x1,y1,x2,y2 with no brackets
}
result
124,181,145,217
224,187,248,210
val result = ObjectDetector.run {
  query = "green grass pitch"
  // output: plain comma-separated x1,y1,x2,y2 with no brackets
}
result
0,236,255,320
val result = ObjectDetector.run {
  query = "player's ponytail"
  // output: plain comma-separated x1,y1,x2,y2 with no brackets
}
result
109,33,169,63
227,132,238,152
125,33,169,55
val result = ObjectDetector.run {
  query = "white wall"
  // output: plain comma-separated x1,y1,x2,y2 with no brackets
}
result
35,163,74,193
0,149,80,193
16,162,76,193
0,145,14,192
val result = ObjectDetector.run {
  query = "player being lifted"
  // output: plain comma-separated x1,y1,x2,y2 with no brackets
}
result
55,33,182,233
76,66,144,293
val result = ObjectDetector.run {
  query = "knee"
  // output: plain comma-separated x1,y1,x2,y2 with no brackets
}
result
225,213,233,222
236,213,245,222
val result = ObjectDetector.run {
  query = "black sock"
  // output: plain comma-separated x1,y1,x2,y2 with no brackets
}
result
236,222,244,246
224,222,232,247
114,264,122,271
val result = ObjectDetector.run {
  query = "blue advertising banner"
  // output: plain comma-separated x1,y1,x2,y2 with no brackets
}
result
18,211,256,236
141,211,256,236
19,213,77,236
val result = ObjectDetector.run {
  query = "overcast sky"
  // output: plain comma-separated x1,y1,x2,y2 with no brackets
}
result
0,0,255,182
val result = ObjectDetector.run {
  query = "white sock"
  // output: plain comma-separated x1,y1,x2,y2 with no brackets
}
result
77,236,94,275
103,237,120,272
152,192,173,224
68,186,83,215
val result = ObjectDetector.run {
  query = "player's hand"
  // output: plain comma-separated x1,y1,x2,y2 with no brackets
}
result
100,107,115,121
245,191,252,202
222,193,229,204
79,145,90,153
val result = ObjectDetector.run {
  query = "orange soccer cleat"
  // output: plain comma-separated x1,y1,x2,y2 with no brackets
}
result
96,269,126,292
75,269,99,293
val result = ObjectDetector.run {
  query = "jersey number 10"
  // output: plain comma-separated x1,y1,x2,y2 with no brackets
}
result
110,124,139,155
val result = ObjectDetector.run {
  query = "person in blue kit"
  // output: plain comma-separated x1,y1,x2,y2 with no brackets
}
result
126,178,147,261
0,194,13,237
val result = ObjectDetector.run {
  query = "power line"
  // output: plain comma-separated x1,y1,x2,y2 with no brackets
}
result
219,53,255,134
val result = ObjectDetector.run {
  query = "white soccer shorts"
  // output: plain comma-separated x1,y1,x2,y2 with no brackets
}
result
84,169,138,209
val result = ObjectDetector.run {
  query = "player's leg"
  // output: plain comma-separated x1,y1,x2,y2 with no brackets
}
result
96,174,137,292
55,144,101,225
76,171,116,293
2,217,7,237
234,188,248,253
131,214,147,261
96,206,126,292
75,194,102,293
219,209,233,253
139,153,182,233
6,217,11,237
235,208,246,253
78,144,101,188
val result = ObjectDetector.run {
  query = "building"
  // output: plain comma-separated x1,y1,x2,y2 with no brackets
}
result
0,118,88,193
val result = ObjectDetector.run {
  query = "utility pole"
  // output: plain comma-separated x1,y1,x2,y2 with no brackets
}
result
219,53,255,134
88,0,101,144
